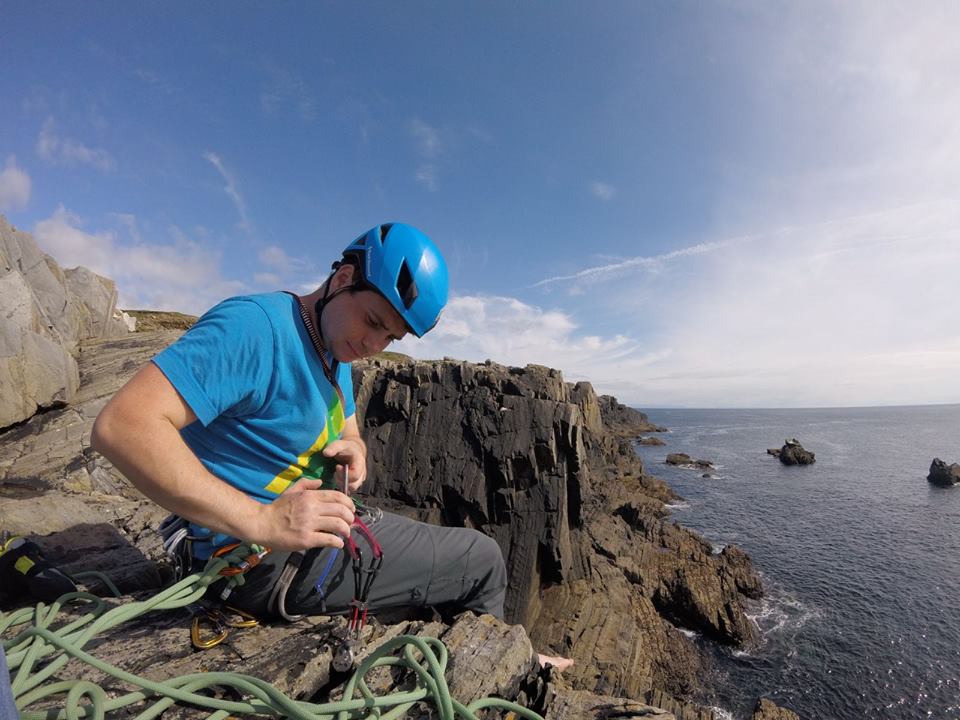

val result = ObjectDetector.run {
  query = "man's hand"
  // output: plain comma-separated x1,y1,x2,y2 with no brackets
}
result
322,437,367,493
257,479,356,551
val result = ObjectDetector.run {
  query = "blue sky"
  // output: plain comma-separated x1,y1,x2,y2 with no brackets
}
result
3,2,959,407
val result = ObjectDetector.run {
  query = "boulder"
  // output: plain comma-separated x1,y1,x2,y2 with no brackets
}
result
0,268,80,428
927,458,960,487
752,697,801,719
639,435,666,446
666,453,715,470
0,214,130,429
777,443,815,466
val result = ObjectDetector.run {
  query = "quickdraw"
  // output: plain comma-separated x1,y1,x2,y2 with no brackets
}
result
331,468,384,672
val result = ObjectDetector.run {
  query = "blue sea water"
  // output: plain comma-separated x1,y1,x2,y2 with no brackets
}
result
633,405,960,720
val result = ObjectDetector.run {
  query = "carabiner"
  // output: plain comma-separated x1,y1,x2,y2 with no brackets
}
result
220,605,259,629
191,611,228,650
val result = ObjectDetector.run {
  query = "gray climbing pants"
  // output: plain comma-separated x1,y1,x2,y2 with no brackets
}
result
217,509,508,620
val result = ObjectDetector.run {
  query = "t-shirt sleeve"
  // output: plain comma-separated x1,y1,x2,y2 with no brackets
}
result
153,298,275,426
338,360,356,420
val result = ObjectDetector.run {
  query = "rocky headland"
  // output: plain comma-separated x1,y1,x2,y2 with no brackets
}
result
0,215,797,719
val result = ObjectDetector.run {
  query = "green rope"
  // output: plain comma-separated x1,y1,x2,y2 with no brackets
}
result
2,545,544,720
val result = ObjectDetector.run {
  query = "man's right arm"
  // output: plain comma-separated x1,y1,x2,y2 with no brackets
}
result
90,363,354,551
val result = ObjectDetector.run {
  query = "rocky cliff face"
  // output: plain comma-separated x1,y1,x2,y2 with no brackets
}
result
351,357,763,702
1,327,769,718
0,215,133,429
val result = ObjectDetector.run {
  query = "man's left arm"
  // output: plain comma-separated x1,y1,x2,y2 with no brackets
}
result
322,415,367,493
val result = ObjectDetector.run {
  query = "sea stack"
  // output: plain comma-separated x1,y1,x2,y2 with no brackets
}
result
927,458,960,486
775,438,815,466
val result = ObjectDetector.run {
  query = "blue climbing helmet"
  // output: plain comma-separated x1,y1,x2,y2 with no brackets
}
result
339,223,448,337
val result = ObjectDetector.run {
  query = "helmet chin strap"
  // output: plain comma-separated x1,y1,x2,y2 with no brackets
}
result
313,271,356,350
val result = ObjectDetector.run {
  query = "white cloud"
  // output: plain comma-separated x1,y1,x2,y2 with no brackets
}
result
393,295,660,380
36,117,115,171
253,272,282,286
0,156,31,211
590,181,616,201
411,118,443,191
203,152,252,233
257,244,305,274
33,206,245,315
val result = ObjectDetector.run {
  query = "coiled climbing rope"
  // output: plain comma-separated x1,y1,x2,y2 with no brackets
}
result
1,545,545,720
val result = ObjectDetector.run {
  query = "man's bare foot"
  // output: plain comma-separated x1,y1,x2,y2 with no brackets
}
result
537,653,574,671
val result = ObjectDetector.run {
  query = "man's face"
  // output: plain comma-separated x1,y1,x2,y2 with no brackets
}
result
323,285,409,363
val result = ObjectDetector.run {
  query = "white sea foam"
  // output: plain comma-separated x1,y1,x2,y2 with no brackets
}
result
746,587,821,643
708,706,735,720
678,627,700,638
665,500,690,510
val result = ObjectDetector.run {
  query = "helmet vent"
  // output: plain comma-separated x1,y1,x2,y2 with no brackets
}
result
378,223,394,244
396,260,418,309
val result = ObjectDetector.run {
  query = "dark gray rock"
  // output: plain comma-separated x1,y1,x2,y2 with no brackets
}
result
598,395,667,436
777,443,815,466
666,453,714,470
752,697,801,719
927,458,960,486
639,436,666,446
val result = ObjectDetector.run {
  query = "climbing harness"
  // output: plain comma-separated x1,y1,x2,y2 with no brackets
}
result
0,543,546,720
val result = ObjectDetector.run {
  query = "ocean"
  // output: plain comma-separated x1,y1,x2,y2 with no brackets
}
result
632,405,960,720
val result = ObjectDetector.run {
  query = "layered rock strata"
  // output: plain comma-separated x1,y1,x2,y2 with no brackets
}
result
0,215,132,429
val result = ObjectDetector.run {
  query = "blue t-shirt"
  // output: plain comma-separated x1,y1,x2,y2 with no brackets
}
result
153,292,355,556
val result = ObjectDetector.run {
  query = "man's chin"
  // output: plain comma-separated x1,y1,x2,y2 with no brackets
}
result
334,341,363,363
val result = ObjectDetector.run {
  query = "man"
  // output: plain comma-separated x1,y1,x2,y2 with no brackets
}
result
92,222,571,668
92,223,504,615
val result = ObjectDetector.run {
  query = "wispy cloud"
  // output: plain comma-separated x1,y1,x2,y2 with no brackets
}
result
203,152,252,233
590,181,616,201
134,68,177,96
260,63,316,121
36,117,115,171
532,239,733,289
32,206,245,315
410,118,442,191
0,156,31,211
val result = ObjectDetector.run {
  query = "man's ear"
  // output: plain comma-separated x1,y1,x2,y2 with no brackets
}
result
329,262,357,291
